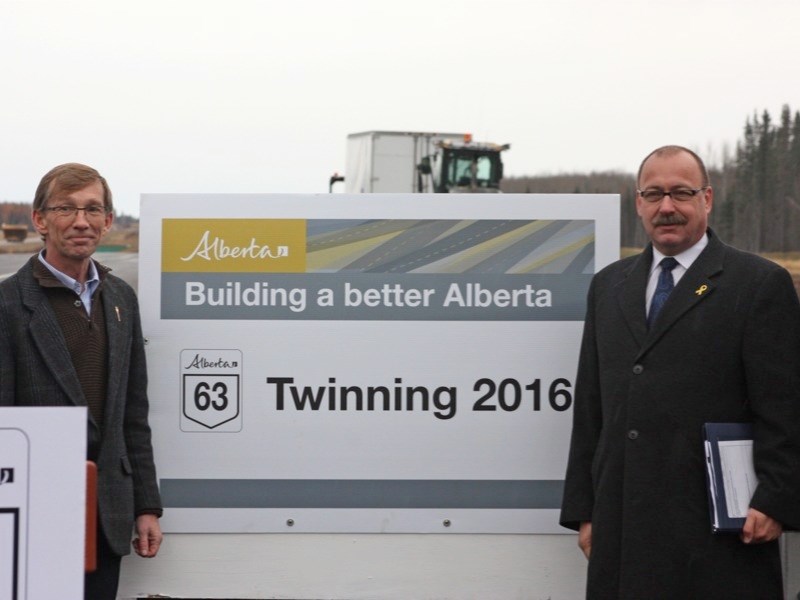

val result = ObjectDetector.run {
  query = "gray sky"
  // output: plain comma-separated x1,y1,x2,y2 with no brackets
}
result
2,0,798,216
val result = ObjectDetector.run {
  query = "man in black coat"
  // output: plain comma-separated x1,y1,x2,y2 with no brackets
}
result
0,164,163,599
560,145,800,598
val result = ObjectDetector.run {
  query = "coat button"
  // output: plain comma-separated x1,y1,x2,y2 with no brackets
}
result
627,430,639,440
632,364,644,374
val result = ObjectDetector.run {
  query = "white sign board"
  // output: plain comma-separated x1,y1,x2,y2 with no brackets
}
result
139,194,619,534
0,408,86,600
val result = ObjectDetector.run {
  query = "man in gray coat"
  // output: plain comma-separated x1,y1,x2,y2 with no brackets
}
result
560,146,800,598
0,164,163,599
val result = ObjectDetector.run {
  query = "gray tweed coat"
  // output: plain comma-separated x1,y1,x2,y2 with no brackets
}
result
0,256,162,556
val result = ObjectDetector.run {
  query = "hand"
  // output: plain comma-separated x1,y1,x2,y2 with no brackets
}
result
741,508,782,544
578,521,592,559
133,514,163,557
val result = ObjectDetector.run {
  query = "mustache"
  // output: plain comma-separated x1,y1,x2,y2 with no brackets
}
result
651,214,688,227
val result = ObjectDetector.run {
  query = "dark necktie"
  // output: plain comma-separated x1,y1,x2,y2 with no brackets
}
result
647,257,679,329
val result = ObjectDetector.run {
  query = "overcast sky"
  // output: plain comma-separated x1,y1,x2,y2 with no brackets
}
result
2,0,798,216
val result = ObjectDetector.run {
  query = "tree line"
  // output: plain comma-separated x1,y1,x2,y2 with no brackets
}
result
3,105,798,252
503,104,800,252
0,202,137,230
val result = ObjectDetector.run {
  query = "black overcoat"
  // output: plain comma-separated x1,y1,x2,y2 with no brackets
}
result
560,231,800,599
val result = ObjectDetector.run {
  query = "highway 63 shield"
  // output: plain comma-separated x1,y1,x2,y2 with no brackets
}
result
180,349,242,432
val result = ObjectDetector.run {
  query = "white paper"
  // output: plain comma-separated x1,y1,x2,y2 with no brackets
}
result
719,439,757,518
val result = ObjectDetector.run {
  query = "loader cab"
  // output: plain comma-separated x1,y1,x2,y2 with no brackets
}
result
418,140,508,193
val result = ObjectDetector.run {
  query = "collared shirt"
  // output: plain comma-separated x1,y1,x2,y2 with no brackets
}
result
645,233,709,318
37,251,100,316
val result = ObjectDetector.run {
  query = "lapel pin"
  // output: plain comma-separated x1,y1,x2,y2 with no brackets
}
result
695,284,708,296
115,306,121,322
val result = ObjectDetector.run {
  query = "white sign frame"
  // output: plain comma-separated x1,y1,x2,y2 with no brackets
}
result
139,193,619,534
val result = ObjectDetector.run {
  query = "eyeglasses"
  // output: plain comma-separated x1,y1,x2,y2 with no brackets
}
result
637,187,708,203
43,205,109,219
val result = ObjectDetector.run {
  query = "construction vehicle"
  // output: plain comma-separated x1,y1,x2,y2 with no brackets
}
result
330,130,510,193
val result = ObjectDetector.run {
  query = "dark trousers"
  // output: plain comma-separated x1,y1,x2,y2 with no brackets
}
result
84,526,122,600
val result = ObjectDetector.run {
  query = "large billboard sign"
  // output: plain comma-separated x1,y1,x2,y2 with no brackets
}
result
139,194,619,533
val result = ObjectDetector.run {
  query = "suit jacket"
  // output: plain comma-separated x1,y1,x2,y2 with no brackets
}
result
0,255,162,557
560,230,800,599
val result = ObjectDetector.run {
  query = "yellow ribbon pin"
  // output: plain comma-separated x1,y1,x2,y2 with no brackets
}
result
695,284,708,296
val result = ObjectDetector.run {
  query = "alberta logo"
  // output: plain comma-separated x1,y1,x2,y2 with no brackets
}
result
180,230,290,262
162,219,306,273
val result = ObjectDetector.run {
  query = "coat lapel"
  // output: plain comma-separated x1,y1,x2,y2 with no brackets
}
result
20,262,88,409
637,232,724,357
615,248,653,348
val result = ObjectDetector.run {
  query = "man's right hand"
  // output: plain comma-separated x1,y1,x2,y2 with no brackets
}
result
579,521,592,559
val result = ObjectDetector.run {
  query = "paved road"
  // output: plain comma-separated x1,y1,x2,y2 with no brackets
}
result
0,252,139,291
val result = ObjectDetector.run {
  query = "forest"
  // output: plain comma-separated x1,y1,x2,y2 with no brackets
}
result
503,104,800,252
